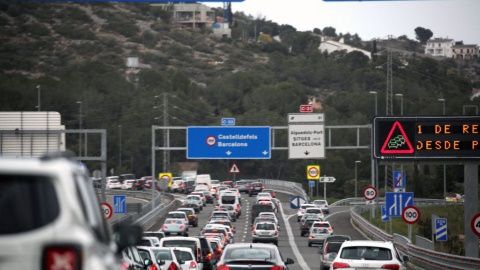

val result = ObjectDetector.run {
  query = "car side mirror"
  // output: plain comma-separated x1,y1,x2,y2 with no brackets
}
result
285,258,295,265
144,259,153,266
113,224,143,253
403,255,410,263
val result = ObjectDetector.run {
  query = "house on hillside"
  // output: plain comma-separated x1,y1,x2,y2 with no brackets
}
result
318,37,371,59
424,38,455,58
452,44,479,60
150,3,215,29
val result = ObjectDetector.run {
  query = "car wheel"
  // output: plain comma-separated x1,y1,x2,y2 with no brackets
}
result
297,217,300,222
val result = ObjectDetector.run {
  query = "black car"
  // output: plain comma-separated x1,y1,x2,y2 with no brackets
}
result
134,179,146,190
248,182,264,197
195,236,217,270
251,204,275,223
182,179,196,194
182,199,202,213
202,191,215,204
216,243,294,270
177,207,199,227
300,218,321,237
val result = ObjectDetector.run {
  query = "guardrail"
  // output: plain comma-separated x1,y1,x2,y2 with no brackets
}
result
351,205,480,270
331,197,447,207
259,179,309,201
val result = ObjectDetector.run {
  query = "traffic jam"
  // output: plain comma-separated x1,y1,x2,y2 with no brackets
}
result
122,177,410,270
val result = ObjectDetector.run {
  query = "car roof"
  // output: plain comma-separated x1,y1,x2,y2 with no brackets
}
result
340,240,394,248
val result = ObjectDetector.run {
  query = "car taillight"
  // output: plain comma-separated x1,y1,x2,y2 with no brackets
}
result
189,214,195,217
189,261,197,269
180,225,185,229
150,265,159,270
218,265,230,270
250,187,253,190
168,263,178,270
216,248,222,253
332,262,350,269
252,230,256,235
43,245,81,270
381,264,401,270
236,204,240,210
197,248,201,262
261,186,265,189
274,230,278,235
121,261,129,269
269,265,283,270
308,235,314,239
163,225,168,229
207,253,213,260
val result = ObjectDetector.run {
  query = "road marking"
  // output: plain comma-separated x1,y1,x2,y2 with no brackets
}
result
279,202,310,270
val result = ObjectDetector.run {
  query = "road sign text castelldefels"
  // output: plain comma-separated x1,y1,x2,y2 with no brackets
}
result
288,113,325,159
187,126,271,159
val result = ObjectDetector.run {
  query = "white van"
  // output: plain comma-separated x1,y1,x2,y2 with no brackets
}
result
218,191,241,216
195,174,212,188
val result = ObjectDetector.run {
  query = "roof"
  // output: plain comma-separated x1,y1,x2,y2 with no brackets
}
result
427,38,454,43
341,240,394,247
452,44,478,48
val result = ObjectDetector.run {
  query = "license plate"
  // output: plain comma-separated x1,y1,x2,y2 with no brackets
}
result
255,187,260,190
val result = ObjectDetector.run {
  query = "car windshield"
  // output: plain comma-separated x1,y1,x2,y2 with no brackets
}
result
226,248,275,260
256,223,275,230
326,242,343,254
314,223,330,228
312,228,329,234
168,213,186,218
173,250,193,261
340,246,392,260
153,250,173,261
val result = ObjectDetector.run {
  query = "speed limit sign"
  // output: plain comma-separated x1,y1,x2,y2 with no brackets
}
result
363,186,377,200
402,206,420,224
101,202,113,220
470,213,480,237
307,165,320,180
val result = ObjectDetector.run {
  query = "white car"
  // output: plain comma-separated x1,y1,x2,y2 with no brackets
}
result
171,247,200,270
0,154,136,269
297,203,316,221
122,179,136,190
106,179,122,189
256,192,273,200
331,240,409,270
313,199,330,214
305,207,325,220
137,246,182,270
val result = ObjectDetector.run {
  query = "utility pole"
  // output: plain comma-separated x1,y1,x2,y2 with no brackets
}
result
386,35,393,116
36,85,41,111
163,94,170,173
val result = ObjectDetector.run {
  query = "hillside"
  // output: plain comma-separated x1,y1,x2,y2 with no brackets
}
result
0,2,478,199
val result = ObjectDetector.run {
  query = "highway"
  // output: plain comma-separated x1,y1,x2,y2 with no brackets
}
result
145,191,375,270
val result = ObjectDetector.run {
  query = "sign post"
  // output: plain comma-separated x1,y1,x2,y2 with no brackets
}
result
402,206,421,241
319,176,336,200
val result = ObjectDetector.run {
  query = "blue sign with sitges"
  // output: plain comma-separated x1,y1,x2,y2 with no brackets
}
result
187,126,271,159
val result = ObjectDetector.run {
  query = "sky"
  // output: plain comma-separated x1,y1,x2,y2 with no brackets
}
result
206,0,480,45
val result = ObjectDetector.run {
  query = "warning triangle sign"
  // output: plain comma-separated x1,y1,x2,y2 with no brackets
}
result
229,163,240,174
381,121,414,154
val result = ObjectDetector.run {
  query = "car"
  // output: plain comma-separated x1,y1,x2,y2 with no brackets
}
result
177,208,199,227
143,231,166,242
222,180,234,187
248,182,265,196
0,153,140,269
182,179,196,194
121,246,146,270
308,227,331,247
137,246,182,270
311,221,334,235
319,240,348,270
106,178,122,189
202,227,231,244
120,173,136,183
171,179,185,193
312,199,330,214
330,240,409,270
167,211,189,224
255,200,277,214
181,199,202,213
191,191,207,206
218,204,238,220
318,235,352,252
297,203,316,221
144,179,161,191
159,237,203,269
195,236,218,270
202,190,215,204
211,179,221,189
162,218,189,236
186,195,204,211
122,179,136,190
216,243,295,270
251,203,276,222
135,178,147,190
300,213,323,224
207,238,224,260
235,180,255,193
204,224,235,243
252,222,279,245
256,192,273,200
446,193,464,203
208,219,235,234
140,236,160,247
263,188,276,198
300,218,322,237
305,207,325,219
171,247,200,270
209,211,232,222
252,216,280,231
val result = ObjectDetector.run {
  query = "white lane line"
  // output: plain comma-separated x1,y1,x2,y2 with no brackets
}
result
279,202,310,270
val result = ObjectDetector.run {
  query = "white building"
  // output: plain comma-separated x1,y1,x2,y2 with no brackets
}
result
318,37,371,59
452,44,479,60
424,38,455,58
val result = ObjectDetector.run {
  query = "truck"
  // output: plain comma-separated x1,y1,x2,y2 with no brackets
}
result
195,174,212,189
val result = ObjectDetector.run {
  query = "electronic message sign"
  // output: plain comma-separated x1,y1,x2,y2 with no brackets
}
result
374,116,480,160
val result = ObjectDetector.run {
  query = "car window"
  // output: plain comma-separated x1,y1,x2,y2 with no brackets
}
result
138,249,151,261
153,250,173,261
0,174,60,234
326,242,343,254
226,248,275,260
256,223,275,230
173,250,193,261
340,246,392,260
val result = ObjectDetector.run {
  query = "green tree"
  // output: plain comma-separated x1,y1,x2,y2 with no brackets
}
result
414,27,433,44
322,26,337,37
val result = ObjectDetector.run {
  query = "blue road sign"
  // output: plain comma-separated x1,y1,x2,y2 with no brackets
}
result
436,218,447,241
385,192,414,217
187,126,271,159
381,205,390,222
289,196,307,209
113,195,126,214
393,171,406,190
221,118,236,126
309,180,315,187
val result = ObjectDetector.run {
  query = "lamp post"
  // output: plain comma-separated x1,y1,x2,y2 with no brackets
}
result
395,93,403,115
76,101,82,157
355,160,362,198
36,85,41,111
369,91,378,115
438,98,446,206
118,125,122,168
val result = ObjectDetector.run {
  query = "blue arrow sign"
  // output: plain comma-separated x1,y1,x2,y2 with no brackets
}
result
385,192,414,217
381,205,389,222
393,171,406,190
436,218,447,241
187,126,271,159
113,195,126,214
289,196,307,209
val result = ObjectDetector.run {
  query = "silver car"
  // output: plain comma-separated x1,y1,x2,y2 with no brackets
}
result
308,227,331,247
252,222,279,246
162,218,189,236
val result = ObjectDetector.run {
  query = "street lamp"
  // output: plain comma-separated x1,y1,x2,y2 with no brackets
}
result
395,93,403,115
76,101,82,157
438,98,446,206
36,85,41,111
118,125,122,168
355,160,362,198
369,91,378,115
